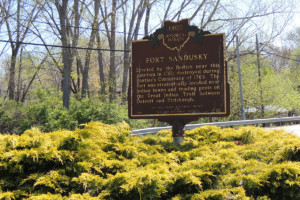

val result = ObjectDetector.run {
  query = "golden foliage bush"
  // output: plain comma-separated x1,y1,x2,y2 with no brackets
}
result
0,122,299,199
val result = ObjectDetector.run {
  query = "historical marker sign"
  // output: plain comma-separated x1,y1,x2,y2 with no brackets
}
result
129,19,230,120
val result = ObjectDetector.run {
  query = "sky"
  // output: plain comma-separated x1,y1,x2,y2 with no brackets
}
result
0,0,300,68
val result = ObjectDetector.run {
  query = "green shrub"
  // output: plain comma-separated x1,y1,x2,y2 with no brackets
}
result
0,100,23,134
0,91,150,134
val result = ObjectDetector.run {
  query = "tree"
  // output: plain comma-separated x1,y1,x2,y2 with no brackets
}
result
121,0,152,98
20,52,48,102
96,31,106,96
39,0,84,107
1,0,42,100
288,27,300,94
228,53,300,119
80,0,99,98
117,0,296,96
99,0,118,101
0,0,298,116
55,0,72,108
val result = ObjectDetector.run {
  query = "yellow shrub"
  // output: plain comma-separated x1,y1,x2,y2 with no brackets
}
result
0,123,299,199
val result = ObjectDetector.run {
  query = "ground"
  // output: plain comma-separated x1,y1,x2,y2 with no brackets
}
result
271,124,300,136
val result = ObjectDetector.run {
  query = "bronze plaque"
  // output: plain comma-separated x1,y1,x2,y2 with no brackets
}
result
129,19,230,119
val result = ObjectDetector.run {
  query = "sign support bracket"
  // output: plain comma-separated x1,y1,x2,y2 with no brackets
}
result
160,118,197,145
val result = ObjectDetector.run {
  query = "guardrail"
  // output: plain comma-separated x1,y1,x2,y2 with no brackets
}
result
131,116,300,136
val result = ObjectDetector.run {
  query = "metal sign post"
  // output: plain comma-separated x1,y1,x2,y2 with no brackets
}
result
236,35,246,120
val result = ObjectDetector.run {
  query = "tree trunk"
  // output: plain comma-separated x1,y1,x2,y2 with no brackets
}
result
76,58,81,94
8,49,18,100
56,0,71,108
144,0,151,36
62,50,71,108
81,0,99,98
81,68,89,98
109,0,117,101
163,0,173,21
121,51,130,95
16,47,23,101
7,0,21,100
96,32,106,95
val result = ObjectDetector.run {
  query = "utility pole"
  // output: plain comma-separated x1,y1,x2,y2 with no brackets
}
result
256,34,264,119
236,35,246,120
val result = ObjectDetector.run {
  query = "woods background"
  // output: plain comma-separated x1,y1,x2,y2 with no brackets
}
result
0,0,300,133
